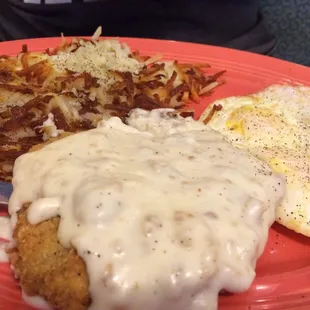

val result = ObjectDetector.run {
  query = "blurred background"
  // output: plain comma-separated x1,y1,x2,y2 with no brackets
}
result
260,0,310,66
0,0,309,66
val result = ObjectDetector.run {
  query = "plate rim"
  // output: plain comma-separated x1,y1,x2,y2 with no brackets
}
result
0,35,310,310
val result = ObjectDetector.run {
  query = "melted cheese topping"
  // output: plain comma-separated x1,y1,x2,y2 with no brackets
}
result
9,109,285,310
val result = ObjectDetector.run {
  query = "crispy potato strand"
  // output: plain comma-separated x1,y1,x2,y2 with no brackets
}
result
0,34,225,181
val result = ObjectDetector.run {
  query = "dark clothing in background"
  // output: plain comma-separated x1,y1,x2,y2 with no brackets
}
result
0,0,275,54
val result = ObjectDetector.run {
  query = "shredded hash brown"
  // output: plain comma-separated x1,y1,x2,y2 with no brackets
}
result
0,30,225,181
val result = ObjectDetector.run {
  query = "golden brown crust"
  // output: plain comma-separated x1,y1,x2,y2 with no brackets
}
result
7,207,90,310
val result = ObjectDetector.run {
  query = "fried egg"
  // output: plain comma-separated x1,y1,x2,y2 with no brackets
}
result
199,85,310,236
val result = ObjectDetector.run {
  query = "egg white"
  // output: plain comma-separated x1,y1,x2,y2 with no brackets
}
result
200,85,310,236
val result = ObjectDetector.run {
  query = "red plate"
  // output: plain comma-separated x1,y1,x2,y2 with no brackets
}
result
0,37,310,310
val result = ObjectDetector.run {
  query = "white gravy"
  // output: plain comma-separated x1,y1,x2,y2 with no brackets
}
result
9,109,285,310
0,217,11,240
0,217,11,262
0,243,8,262
22,290,52,310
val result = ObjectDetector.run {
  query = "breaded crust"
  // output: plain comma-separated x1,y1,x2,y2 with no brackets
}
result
7,134,90,310
7,207,90,310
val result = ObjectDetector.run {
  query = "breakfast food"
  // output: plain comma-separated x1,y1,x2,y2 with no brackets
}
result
0,27,224,182
7,109,285,310
200,85,310,236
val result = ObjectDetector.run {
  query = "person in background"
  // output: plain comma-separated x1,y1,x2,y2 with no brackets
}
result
0,0,275,55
